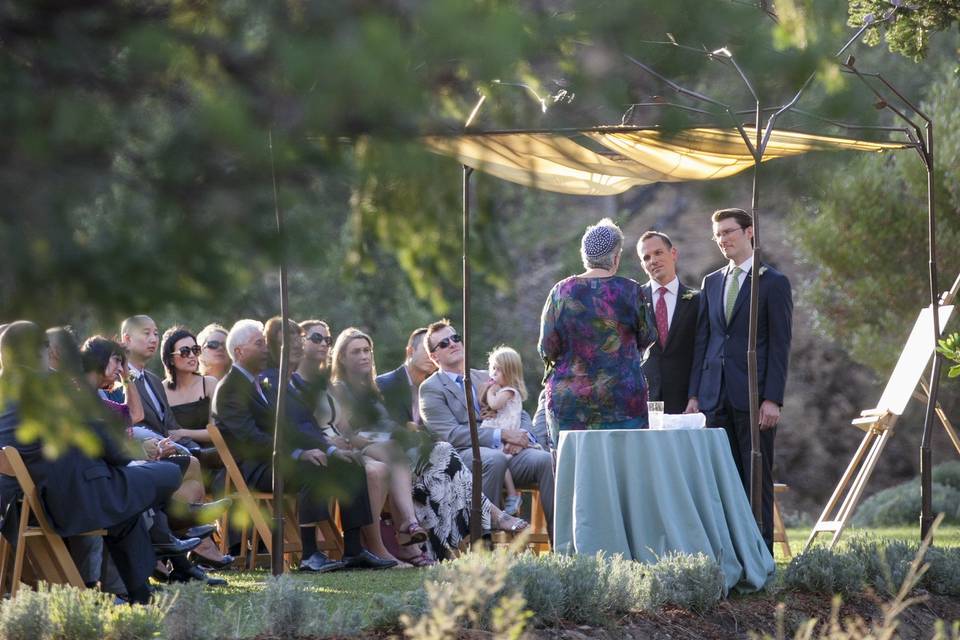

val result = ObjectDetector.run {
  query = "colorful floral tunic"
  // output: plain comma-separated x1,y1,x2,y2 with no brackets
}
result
538,275,656,430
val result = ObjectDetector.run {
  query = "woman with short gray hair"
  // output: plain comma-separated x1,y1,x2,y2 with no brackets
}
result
538,218,656,434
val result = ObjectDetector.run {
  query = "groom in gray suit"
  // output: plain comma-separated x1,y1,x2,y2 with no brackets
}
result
419,320,554,529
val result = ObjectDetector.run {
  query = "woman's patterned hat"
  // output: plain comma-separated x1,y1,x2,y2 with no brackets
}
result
581,224,619,258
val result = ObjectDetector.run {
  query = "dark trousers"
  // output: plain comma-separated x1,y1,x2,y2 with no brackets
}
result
710,383,776,553
250,457,373,532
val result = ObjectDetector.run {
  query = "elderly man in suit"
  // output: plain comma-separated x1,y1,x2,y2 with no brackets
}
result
688,208,793,551
637,231,701,415
212,319,394,571
376,327,436,425
0,321,183,603
419,320,554,529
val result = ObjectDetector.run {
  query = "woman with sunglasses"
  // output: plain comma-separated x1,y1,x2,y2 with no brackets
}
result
160,327,218,446
196,324,231,380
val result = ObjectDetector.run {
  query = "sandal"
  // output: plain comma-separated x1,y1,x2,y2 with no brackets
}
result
503,494,522,516
492,511,529,533
398,522,428,546
400,551,436,567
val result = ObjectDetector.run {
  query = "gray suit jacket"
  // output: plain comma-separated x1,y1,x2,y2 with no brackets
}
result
133,369,180,436
419,369,541,450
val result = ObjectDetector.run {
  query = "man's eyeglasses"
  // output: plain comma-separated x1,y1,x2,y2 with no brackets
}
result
204,340,224,351
712,226,745,241
305,334,334,346
177,345,203,358
430,334,462,353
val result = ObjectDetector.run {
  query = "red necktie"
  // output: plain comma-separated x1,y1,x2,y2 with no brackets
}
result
655,286,669,349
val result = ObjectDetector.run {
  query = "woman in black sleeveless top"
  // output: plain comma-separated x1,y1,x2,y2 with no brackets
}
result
160,327,219,445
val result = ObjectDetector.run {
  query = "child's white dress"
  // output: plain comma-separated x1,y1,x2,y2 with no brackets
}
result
479,386,522,431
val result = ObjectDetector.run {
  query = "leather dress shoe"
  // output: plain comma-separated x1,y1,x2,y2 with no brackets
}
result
341,550,398,570
181,524,217,540
298,551,346,573
169,564,228,587
189,498,232,521
154,536,202,558
189,551,235,570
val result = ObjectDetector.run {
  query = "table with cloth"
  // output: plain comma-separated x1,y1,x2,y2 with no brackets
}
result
553,428,775,593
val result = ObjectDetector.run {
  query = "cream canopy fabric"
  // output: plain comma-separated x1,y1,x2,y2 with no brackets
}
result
424,127,909,195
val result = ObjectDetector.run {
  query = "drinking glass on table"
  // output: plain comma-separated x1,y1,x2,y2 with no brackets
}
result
647,401,664,429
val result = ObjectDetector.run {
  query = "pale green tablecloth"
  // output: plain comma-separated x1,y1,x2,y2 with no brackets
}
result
554,429,775,593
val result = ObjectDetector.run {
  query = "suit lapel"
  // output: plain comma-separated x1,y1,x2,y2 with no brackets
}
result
439,373,468,413
663,282,691,350
137,375,164,424
709,271,726,328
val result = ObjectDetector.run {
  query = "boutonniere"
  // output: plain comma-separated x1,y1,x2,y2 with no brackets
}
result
758,265,768,276
260,378,272,392
681,289,697,301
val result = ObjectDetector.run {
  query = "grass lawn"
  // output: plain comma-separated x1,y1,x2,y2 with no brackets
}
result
196,525,960,636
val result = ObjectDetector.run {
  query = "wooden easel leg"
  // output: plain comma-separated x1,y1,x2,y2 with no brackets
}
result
805,429,876,552
828,428,892,550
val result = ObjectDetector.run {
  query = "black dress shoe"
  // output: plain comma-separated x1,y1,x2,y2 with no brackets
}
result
182,524,217,540
298,551,346,573
154,536,202,558
188,498,232,521
341,550,398,570
169,564,228,586
189,551,236,570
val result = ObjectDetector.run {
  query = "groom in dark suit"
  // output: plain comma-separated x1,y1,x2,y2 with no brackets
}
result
637,231,700,415
688,208,793,551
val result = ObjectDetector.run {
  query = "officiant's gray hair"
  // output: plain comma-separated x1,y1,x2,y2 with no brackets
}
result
580,218,623,270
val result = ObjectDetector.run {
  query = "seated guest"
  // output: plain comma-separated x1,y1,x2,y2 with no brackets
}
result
80,335,233,572
420,320,555,531
376,327,436,426
197,323,231,380
213,319,395,571
0,321,183,603
119,315,195,452
160,326,218,445
328,327,432,566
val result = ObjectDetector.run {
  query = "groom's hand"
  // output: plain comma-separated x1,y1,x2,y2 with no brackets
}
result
759,400,780,430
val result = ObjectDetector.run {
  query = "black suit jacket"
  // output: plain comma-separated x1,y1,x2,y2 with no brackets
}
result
211,367,274,489
375,365,414,424
132,369,181,436
641,281,701,414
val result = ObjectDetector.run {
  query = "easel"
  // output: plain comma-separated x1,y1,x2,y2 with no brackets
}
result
805,273,960,552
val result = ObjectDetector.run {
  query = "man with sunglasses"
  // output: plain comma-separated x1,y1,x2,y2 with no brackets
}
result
419,320,554,531
688,208,793,553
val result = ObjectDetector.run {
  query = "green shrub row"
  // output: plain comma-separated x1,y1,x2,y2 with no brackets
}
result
780,535,960,597
852,461,960,527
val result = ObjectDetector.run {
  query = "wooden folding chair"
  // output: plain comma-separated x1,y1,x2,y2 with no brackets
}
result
0,447,105,597
805,293,958,552
208,424,303,569
772,483,791,559
492,488,551,554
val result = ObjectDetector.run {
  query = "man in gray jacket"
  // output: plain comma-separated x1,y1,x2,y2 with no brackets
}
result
418,320,553,529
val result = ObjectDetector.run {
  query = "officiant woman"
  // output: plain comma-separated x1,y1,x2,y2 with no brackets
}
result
537,218,657,436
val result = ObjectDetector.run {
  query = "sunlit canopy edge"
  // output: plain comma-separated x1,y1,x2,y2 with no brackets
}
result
423,127,910,195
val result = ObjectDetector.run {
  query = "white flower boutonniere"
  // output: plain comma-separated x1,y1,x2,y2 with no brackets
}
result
260,378,272,392
681,289,698,301
758,265,768,276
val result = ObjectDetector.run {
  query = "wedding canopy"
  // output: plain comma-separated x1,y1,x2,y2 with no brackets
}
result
424,126,908,194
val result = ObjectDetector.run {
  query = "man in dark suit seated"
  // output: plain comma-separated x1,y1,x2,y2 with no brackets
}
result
637,231,701,415
688,208,793,551
0,321,183,603
376,327,436,426
212,319,395,571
